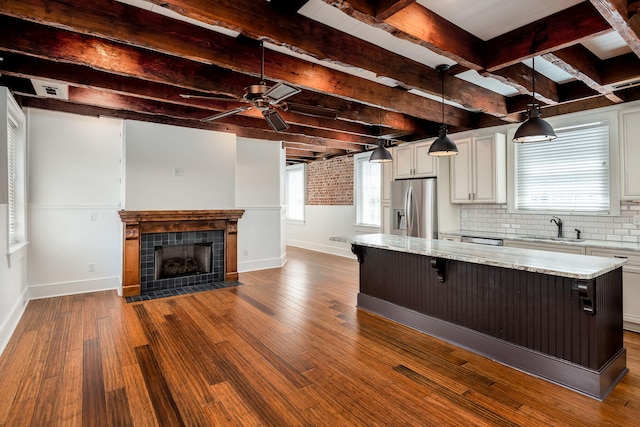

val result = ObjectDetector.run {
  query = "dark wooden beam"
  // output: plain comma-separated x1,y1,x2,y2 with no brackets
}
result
601,52,640,86
589,0,640,57
142,0,508,118
485,63,559,105
0,10,476,129
542,45,623,103
375,0,417,20
485,2,611,71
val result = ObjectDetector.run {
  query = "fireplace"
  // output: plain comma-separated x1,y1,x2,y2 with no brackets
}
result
119,210,244,297
155,243,211,280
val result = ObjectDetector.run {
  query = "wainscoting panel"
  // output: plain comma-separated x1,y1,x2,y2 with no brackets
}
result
27,206,122,297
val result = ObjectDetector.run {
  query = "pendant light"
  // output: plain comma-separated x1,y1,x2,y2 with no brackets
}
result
428,64,458,156
513,57,557,143
369,110,393,163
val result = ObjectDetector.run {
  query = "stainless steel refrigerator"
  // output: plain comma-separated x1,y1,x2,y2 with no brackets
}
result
391,178,438,239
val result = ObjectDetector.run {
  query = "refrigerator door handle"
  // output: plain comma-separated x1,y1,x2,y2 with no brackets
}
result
405,185,412,234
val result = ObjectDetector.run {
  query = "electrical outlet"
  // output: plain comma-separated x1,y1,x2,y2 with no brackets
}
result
243,249,249,256
173,168,183,177
88,263,95,272
90,212,97,221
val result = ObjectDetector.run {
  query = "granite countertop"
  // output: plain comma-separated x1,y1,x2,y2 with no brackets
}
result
330,234,626,280
440,230,640,252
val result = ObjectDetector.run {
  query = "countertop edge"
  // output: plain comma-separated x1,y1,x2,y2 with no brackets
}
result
331,234,626,280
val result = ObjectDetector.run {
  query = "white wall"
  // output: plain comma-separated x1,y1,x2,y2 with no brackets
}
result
287,205,366,258
27,109,123,298
123,120,236,210
236,137,286,271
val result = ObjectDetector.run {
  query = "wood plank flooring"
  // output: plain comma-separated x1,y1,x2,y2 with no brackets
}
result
1,246,640,426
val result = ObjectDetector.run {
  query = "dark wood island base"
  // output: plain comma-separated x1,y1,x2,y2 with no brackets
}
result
350,241,628,400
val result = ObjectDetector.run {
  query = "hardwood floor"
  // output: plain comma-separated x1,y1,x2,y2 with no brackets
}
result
1,246,640,426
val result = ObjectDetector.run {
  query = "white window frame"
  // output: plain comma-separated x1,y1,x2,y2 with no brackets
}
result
507,110,620,216
285,163,306,224
354,151,382,227
2,87,28,266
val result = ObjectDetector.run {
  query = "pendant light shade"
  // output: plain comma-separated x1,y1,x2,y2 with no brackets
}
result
513,105,556,143
428,125,459,156
428,64,458,157
369,139,393,163
513,57,556,143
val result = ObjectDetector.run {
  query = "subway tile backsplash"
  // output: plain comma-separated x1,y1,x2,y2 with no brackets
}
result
459,202,640,243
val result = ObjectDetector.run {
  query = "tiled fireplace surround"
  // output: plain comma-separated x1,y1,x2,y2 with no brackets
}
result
119,210,244,297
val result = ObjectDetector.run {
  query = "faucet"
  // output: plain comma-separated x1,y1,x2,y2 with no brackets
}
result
550,216,563,238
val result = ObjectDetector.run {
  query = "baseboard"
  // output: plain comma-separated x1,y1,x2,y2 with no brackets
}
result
624,314,640,333
238,255,286,273
27,276,121,300
286,239,355,259
0,287,29,357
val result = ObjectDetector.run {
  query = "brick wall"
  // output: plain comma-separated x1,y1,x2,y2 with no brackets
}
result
307,156,353,205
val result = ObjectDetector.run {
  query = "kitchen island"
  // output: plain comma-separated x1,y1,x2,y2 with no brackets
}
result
330,234,628,400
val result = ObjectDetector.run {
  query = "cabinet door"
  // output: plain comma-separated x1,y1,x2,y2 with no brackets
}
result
382,161,393,203
414,141,437,177
449,138,472,203
620,110,640,199
473,135,497,202
393,145,414,179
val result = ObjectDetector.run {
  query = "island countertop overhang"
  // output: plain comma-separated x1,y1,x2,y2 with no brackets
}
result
331,234,626,280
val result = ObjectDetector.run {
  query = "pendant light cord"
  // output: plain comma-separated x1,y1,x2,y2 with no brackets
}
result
531,56,535,106
441,69,445,124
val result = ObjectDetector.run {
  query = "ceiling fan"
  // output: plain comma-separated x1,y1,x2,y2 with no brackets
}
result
181,40,339,132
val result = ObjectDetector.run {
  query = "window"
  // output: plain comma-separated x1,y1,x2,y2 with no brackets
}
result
514,120,614,213
285,164,305,222
354,152,381,226
3,87,27,256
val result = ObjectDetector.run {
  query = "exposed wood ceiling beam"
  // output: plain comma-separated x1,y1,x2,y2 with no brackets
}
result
485,63,559,105
141,0,508,118
0,3,477,130
589,0,640,57
484,2,612,71
374,0,417,20
542,45,624,103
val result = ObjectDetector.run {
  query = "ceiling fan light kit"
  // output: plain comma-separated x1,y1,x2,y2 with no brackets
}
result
429,64,458,157
182,40,338,131
513,57,557,143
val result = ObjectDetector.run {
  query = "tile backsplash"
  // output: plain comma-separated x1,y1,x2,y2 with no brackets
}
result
460,202,640,243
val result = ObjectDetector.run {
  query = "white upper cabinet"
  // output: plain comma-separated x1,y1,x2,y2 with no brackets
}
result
450,133,506,204
620,109,640,200
393,140,437,179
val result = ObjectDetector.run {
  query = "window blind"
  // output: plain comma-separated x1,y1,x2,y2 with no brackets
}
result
515,121,610,212
356,156,381,226
8,118,17,245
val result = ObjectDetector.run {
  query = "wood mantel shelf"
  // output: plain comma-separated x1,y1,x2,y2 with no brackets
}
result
119,209,244,297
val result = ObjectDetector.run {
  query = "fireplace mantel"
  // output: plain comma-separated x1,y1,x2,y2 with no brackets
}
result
119,209,244,297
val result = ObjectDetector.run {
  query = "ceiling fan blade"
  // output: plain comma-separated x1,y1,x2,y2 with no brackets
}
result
262,108,289,132
181,94,243,102
280,102,340,119
263,82,301,103
201,106,251,122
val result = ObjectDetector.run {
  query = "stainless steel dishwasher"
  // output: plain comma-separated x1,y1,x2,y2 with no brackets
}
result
460,236,504,246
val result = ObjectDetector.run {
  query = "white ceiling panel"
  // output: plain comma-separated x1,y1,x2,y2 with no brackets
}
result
416,0,584,40
582,31,632,60
455,70,520,97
